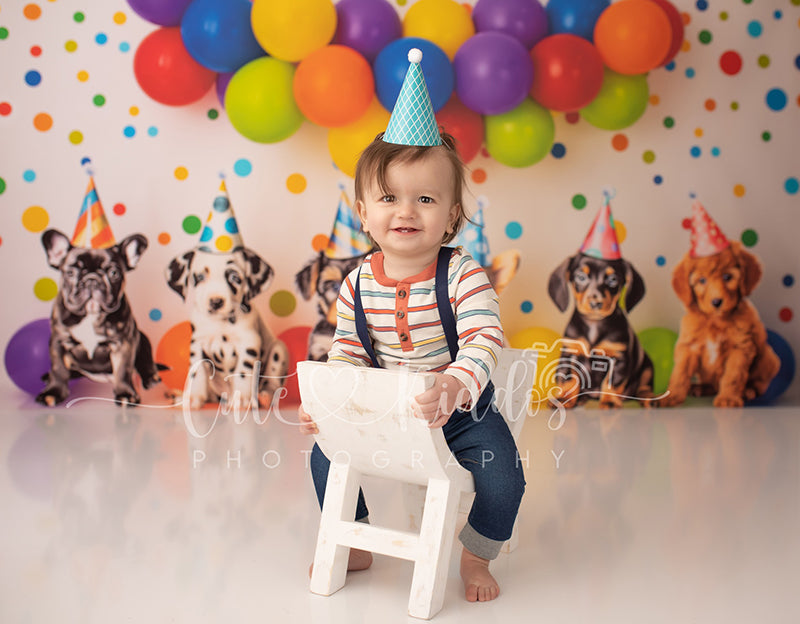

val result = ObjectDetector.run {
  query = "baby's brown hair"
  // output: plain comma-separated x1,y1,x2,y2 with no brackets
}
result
354,131,468,245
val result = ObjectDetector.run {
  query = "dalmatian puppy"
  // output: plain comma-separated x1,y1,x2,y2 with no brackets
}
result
166,248,289,410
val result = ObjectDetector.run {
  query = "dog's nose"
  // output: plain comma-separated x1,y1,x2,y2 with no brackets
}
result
209,297,225,311
711,298,723,309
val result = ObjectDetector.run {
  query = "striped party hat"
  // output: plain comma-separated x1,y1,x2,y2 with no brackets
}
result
197,178,245,253
325,186,373,258
687,197,729,258
579,189,621,260
71,175,116,249
383,48,442,146
454,204,490,266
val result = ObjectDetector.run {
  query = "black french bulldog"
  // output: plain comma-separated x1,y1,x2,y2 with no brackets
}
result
36,229,161,406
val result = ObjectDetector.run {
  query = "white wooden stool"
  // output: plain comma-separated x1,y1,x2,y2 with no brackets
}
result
297,348,536,620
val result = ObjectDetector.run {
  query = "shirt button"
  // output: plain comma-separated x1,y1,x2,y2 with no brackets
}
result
398,289,407,298
396,310,405,319
399,333,408,342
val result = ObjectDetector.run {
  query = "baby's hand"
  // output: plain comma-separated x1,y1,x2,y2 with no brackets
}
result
298,405,319,435
412,374,469,429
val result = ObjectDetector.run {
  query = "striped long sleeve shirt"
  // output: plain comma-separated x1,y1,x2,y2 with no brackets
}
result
327,247,504,406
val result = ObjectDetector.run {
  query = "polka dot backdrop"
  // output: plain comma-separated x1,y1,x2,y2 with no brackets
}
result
0,0,798,404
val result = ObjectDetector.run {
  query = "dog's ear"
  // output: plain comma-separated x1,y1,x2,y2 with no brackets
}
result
547,256,573,312
238,248,273,301
295,253,323,300
730,241,762,296
671,253,695,307
42,229,72,269
165,250,194,301
117,234,148,271
485,249,521,295
623,260,646,312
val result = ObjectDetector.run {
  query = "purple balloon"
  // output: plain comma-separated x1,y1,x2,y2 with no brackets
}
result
216,72,234,109
126,0,194,27
454,32,534,116
4,318,51,395
473,0,550,49
334,0,402,63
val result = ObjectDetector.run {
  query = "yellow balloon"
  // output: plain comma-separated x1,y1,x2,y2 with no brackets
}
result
251,0,337,62
403,0,475,60
509,326,563,405
327,98,391,177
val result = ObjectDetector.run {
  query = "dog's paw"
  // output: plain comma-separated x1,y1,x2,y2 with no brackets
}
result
599,395,624,409
115,391,141,406
713,394,744,408
35,386,69,406
653,392,686,408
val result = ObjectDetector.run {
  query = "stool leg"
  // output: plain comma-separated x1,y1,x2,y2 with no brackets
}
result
402,483,427,531
408,478,461,620
310,460,361,596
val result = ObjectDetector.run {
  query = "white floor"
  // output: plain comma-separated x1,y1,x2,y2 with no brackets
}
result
2,396,798,624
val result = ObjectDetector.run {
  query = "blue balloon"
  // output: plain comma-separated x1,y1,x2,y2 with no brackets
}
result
546,0,610,41
181,0,264,73
747,330,796,405
374,37,454,113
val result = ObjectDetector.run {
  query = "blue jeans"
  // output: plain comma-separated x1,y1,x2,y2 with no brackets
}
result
309,384,526,560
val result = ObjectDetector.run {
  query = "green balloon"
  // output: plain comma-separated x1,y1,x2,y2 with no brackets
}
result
580,69,649,131
637,327,678,396
485,98,555,168
225,57,304,144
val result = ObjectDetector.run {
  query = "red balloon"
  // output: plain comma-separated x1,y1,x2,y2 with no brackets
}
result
529,34,604,112
435,95,485,163
134,27,216,106
649,0,684,66
276,325,313,405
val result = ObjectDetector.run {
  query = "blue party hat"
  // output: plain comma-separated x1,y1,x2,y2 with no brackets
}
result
197,178,245,254
383,48,442,146
325,186,373,258
454,205,490,266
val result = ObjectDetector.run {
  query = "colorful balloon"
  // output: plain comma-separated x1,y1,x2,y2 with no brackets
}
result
294,45,374,127
747,330,796,405
250,0,337,62
133,27,216,106
436,96,484,163
546,0,610,41
4,318,52,395
180,0,264,73
637,327,678,396
593,0,672,75
225,56,304,143
403,0,475,60
485,97,555,167
454,32,534,116
579,68,649,130
277,325,313,404
327,97,391,177
509,326,563,405
333,0,402,63
472,0,550,49
155,321,193,392
529,34,604,112
649,0,684,66
215,71,233,109
126,0,193,27
374,37,453,113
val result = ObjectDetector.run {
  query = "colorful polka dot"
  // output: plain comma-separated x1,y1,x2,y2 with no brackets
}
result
654,175,663,185
550,143,566,158
741,229,758,246
33,112,52,131
25,70,42,87
113,203,126,216
720,50,742,75
182,215,202,234
471,169,487,184
766,88,787,111
270,290,297,317
783,275,794,287
215,236,233,252
572,194,587,210
68,130,83,144
22,205,49,232
30,45,42,57
73,12,85,23
123,125,135,138
505,221,523,239
174,166,189,180
758,55,770,68
207,109,219,120
65,40,78,52
129,106,139,116
704,99,716,111
656,255,667,266
233,158,252,177
614,220,627,244
119,42,130,53
747,20,763,37
286,173,306,194
149,309,163,322
643,150,656,163
0,28,9,41
312,234,329,252
93,94,105,106
761,131,771,141
95,33,108,45
785,178,799,194
23,4,42,20
664,117,675,128
77,70,89,82
520,301,533,313
33,277,58,301
698,30,712,44
690,146,701,157
158,232,171,245
147,126,158,137
733,184,746,197
113,12,127,25
0,178,5,194
0,102,11,116
23,169,36,182
612,134,628,151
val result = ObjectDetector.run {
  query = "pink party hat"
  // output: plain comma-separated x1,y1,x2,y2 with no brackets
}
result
71,173,116,249
579,189,621,260
197,178,245,254
325,186,373,258
687,197,729,257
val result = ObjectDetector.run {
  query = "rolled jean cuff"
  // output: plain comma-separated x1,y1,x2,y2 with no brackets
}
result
458,521,505,561
356,515,369,524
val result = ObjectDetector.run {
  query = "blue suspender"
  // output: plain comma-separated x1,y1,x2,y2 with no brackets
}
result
353,247,458,368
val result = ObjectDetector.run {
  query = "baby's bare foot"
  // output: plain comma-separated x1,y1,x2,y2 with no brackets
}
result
460,548,499,602
308,548,373,577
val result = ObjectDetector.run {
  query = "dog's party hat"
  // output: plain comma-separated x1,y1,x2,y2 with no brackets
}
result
383,49,441,146
579,189,621,260
197,178,245,253
325,185,373,258
686,196,730,257
71,163,116,249
454,203,489,266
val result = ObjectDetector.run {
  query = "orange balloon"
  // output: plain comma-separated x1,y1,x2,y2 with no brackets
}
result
594,0,671,75
294,45,375,127
327,97,391,177
155,321,193,392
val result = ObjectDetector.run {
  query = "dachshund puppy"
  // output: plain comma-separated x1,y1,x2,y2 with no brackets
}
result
548,254,653,408
658,242,780,407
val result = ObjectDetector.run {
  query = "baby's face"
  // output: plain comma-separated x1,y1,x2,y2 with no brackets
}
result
356,149,459,268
